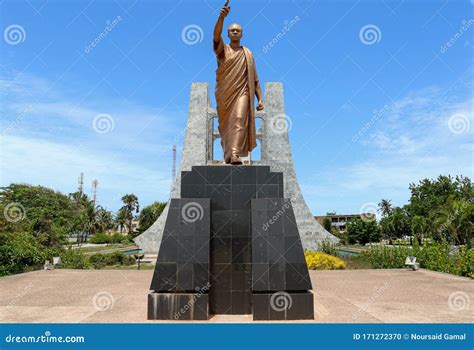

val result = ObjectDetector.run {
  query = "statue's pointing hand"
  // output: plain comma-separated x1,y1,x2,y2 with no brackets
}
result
220,0,230,18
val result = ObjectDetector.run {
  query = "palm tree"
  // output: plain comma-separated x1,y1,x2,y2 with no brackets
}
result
434,200,473,245
120,194,140,236
378,199,393,218
115,208,127,233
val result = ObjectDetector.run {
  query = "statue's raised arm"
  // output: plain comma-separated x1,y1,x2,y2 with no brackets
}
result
213,1,230,43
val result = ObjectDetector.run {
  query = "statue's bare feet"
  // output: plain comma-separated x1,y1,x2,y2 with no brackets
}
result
230,155,242,165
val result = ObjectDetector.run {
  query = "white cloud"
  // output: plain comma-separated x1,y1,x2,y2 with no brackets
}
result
302,72,474,215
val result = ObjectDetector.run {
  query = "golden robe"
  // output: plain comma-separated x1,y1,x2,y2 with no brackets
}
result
214,37,259,163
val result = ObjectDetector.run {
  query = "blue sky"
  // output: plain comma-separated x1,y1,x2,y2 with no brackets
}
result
1,0,473,216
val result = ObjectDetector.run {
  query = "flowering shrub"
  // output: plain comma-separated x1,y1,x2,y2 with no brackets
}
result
305,251,346,270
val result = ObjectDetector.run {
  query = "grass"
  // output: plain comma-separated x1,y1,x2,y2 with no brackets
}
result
76,244,135,254
102,263,155,270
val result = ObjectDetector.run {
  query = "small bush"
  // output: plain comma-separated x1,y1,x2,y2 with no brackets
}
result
88,251,135,269
57,248,90,269
319,240,338,256
89,233,111,244
305,251,346,270
360,243,474,277
89,254,108,269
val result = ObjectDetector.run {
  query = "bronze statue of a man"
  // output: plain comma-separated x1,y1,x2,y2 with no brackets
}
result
213,1,264,165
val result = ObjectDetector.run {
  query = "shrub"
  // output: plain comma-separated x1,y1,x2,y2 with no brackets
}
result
56,248,90,269
319,240,338,256
88,251,135,269
89,254,108,269
360,243,474,277
0,232,46,276
305,251,346,270
89,233,111,244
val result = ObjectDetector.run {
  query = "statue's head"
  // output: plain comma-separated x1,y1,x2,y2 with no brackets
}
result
227,23,242,42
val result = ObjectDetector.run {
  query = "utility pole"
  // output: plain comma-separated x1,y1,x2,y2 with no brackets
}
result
92,179,98,206
78,173,84,196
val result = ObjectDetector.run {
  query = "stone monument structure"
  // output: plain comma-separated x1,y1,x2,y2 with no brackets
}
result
137,0,338,321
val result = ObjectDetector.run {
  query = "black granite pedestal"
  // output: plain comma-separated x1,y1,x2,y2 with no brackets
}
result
147,166,314,320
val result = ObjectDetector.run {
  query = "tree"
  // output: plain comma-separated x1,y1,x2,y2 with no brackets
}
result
411,215,430,244
378,199,393,218
346,218,380,245
115,208,127,233
407,175,473,218
379,207,411,242
322,217,332,232
138,201,166,233
433,200,474,245
119,194,140,236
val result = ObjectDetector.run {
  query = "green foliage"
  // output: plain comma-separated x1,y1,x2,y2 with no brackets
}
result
138,201,166,233
346,218,380,245
408,175,473,218
89,233,130,244
322,217,332,232
57,248,90,269
360,243,473,277
88,252,135,269
379,207,411,241
0,232,46,276
320,240,338,256
119,194,140,237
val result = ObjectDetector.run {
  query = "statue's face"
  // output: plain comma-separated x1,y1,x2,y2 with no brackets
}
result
227,24,242,41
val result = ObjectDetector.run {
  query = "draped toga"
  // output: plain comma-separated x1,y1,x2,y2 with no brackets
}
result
214,36,260,163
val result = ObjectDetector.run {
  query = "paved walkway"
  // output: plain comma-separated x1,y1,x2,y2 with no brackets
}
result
0,269,472,323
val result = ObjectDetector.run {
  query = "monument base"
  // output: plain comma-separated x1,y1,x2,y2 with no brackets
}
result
252,292,314,320
148,292,209,320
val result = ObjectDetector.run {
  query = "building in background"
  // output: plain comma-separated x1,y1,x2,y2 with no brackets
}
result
314,213,376,232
